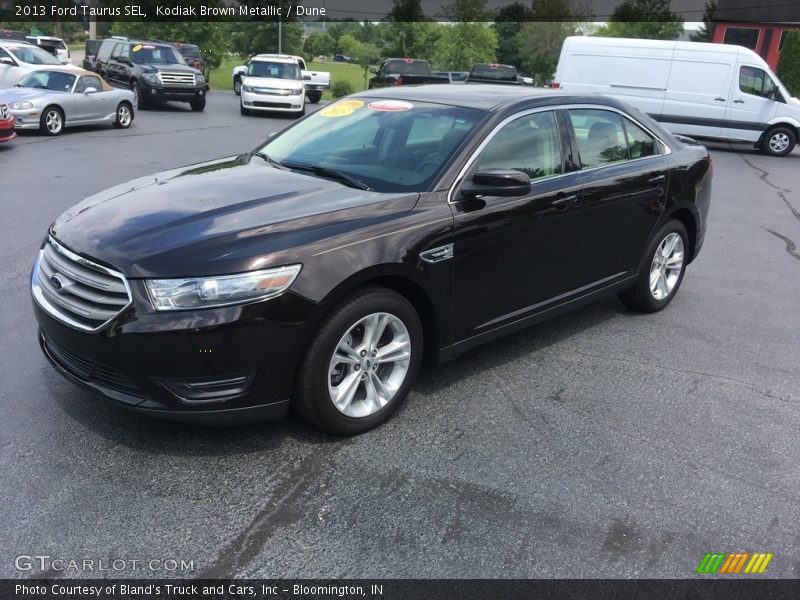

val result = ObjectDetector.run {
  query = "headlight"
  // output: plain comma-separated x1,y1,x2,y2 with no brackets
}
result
242,84,254,93
146,265,302,311
10,101,33,110
292,88,303,95
142,72,160,84
196,74,205,85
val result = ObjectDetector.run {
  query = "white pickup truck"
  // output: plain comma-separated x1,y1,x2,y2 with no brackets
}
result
233,54,331,103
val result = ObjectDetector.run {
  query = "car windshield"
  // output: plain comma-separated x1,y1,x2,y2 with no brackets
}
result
258,98,485,193
18,70,76,91
248,61,300,79
6,44,62,65
131,44,184,65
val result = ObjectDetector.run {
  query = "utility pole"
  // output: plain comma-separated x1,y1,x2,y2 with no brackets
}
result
278,15,282,53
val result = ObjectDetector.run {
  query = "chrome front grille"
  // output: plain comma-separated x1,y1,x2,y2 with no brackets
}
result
157,71,196,86
253,87,295,96
0,104,8,119
32,236,132,332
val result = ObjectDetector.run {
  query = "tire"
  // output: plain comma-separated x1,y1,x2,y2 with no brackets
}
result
294,105,306,118
39,106,64,136
618,219,689,313
190,97,206,112
760,126,797,157
294,286,423,435
306,91,321,104
132,81,148,110
113,102,133,129
240,101,250,116
233,77,242,96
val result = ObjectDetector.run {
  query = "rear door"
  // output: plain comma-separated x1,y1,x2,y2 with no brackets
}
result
565,107,670,286
451,108,583,340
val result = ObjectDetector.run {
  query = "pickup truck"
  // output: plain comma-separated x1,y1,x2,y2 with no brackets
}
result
465,63,522,85
233,54,330,103
368,59,450,88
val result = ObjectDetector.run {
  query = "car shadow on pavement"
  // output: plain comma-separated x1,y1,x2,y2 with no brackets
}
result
48,295,637,453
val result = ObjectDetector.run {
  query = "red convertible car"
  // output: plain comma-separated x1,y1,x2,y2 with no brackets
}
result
0,102,16,143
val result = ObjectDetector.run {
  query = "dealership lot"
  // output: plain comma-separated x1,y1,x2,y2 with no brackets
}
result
1,91,799,578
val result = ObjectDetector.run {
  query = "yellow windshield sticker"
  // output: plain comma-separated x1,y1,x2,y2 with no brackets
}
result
320,99,364,117
132,44,143,52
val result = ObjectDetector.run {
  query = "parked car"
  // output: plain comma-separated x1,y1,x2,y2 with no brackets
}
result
239,55,305,116
0,68,134,136
94,37,207,111
171,42,209,79
333,54,351,63
0,101,15,143
0,40,77,88
465,63,521,85
0,29,28,42
233,54,330,104
368,58,450,88
31,85,711,434
26,35,70,64
432,71,468,84
82,39,102,72
554,36,800,156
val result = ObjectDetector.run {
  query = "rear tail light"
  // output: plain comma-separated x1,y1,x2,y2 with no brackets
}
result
551,82,560,89
195,61,201,70
396,77,404,86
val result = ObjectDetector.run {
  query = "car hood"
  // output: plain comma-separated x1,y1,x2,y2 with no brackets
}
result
242,75,301,89
51,156,420,278
0,87,66,103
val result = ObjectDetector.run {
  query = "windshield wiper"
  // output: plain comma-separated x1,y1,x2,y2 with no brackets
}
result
248,151,290,170
281,162,371,191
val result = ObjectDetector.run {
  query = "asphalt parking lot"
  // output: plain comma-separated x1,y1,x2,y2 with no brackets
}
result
1,91,799,579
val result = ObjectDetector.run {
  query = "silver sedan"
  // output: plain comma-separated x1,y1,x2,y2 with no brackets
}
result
0,68,134,136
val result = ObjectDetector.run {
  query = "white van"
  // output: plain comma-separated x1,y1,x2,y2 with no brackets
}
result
553,36,800,156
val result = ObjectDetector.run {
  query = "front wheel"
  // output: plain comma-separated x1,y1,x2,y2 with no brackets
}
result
294,286,423,435
132,81,148,110
233,77,242,96
190,97,206,112
113,102,133,129
40,106,64,136
618,220,689,312
761,126,797,157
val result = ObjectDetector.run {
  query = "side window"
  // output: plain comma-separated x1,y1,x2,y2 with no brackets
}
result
739,66,776,98
96,41,112,64
118,44,130,61
475,111,562,181
0,47,11,62
623,118,658,159
110,43,123,60
569,109,629,168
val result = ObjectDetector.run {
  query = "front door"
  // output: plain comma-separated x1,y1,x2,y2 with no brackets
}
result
723,64,779,143
451,109,582,341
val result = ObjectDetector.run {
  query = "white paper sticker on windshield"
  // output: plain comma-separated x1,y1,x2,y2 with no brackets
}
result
320,99,364,117
368,100,413,112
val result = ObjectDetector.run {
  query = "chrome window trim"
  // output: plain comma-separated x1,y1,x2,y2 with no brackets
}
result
447,103,672,205
31,235,133,333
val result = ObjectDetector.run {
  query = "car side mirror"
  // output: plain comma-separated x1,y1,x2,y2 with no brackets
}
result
459,169,531,199
303,74,311,80
0,57,15,66
84,87,98,94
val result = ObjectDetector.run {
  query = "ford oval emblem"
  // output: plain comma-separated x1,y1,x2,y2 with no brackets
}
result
51,275,64,290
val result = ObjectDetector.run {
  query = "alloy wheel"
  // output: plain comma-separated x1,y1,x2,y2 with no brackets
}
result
769,132,791,154
649,232,684,300
117,105,132,127
45,110,62,134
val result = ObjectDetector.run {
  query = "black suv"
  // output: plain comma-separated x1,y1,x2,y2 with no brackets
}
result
172,42,209,79
94,37,208,111
82,39,102,71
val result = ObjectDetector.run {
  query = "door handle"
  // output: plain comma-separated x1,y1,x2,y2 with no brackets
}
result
648,174,666,183
714,97,726,102
551,194,577,210
734,99,745,104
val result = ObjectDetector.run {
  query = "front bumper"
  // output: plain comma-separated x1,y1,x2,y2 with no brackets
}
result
0,118,16,141
241,89,304,112
33,284,319,424
141,81,206,103
8,108,42,130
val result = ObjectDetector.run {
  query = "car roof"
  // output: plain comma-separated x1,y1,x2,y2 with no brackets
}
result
0,40,34,47
350,84,627,112
252,55,298,64
20,67,114,90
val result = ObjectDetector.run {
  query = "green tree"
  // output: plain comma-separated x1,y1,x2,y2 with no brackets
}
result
517,0,583,85
110,22,230,70
385,0,426,22
438,0,493,21
493,2,533,67
338,34,381,89
777,30,800,97
596,0,684,40
431,22,497,71
228,21,304,58
384,21,442,60
303,32,336,59
689,1,716,42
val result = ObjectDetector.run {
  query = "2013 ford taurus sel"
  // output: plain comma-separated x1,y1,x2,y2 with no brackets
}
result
31,85,712,435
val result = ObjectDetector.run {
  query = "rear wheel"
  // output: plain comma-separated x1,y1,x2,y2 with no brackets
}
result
113,102,133,129
294,286,423,435
190,97,206,112
40,106,64,136
760,126,797,157
618,219,688,312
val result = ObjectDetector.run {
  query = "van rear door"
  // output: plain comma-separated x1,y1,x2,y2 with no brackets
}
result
722,63,779,143
660,49,735,140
